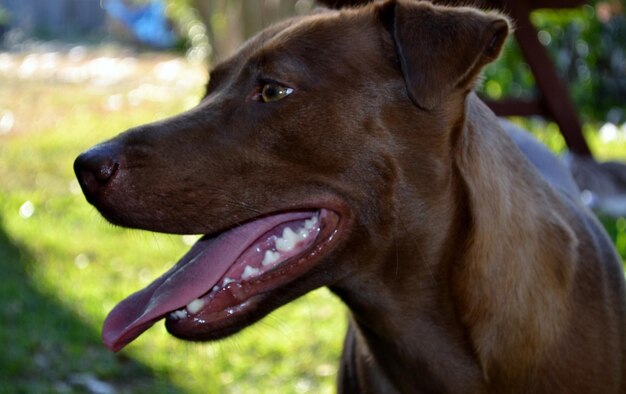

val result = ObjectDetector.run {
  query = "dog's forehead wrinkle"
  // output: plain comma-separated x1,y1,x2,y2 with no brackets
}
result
261,8,342,46
250,12,378,74
206,62,232,91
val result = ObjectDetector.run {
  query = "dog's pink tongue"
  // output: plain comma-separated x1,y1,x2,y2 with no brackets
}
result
102,212,312,352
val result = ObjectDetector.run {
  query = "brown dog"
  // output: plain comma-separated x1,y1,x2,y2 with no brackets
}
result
74,0,626,392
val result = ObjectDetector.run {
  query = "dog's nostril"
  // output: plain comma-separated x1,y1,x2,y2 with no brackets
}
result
91,158,118,183
74,144,121,199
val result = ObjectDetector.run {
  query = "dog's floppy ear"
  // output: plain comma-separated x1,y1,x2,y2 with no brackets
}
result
379,0,510,111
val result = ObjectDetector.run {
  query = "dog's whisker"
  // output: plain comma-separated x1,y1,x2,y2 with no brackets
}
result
222,200,263,215
256,314,292,340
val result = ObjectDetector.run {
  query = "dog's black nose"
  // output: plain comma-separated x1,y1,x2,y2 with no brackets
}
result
74,143,120,201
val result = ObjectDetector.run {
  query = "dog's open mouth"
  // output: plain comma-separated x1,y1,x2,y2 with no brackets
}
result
102,209,340,352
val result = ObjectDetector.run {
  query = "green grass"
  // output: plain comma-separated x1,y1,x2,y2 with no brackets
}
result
0,50,345,393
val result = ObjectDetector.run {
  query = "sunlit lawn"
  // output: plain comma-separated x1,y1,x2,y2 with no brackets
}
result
2,44,626,394
0,46,345,393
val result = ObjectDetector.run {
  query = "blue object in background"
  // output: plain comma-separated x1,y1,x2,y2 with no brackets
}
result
103,0,177,48
2,0,107,38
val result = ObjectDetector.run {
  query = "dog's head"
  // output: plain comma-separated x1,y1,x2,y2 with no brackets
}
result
74,0,509,352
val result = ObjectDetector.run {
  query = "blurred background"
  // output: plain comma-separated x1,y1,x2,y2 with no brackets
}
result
0,0,624,393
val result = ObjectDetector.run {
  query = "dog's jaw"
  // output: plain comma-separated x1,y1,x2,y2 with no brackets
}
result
102,207,349,351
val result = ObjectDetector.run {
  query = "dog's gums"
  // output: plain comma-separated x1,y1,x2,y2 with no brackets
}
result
102,209,341,352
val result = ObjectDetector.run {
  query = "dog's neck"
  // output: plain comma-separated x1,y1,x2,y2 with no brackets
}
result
333,94,578,391
451,96,578,386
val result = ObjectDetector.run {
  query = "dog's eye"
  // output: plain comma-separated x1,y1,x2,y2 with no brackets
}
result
260,83,293,103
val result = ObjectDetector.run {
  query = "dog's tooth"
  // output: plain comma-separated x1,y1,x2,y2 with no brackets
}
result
175,310,187,320
242,265,261,280
298,228,309,240
304,216,318,230
262,250,281,266
276,227,298,252
275,240,292,252
186,298,205,314
222,277,235,287
284,226,299,241
212,285,220,292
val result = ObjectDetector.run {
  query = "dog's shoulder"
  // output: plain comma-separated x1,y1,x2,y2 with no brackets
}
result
499,119,580,198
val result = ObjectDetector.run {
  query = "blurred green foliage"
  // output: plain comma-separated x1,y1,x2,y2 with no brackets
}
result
0,5,10,26
482,1,626,125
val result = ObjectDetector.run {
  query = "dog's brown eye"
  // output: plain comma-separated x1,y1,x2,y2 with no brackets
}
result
261,83,293,103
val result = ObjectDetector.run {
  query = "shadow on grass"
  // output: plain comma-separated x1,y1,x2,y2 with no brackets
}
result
0,217,180,393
